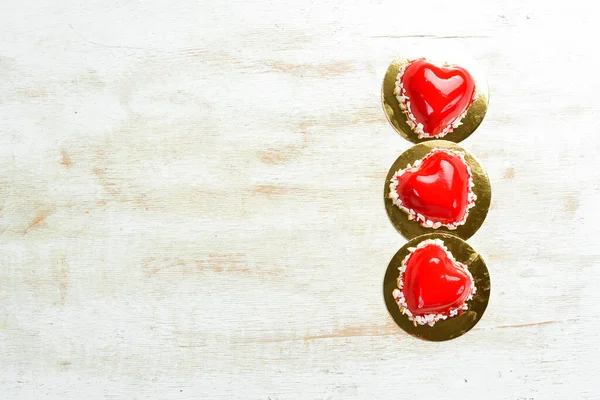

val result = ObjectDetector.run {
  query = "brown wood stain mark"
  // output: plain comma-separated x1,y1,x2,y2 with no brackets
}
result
184,48,208,57
365,172,385,181
306,107,382,130
262,322,399,343
564,195,579,214
325,108,384,128
24,208,54,234
487,253,506,261
253,185,287,195
258,121,313,165
343,114,383,126
503,167,515,179
55,256,69,306
259,112,382,165
20,90,46,98
303,325,398,341
143,253,258,277
251,184,305,196
267,320,562,342
60,151,73,167
104,183,120,195
259,144,303,164
92,168,120,195
262,60,356,77
135,194,150,211
495,320,558,329
489,199,498,210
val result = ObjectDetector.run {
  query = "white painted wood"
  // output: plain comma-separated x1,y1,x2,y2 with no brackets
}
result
1,1,598,398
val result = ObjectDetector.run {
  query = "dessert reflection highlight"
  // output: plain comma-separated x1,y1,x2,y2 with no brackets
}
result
389,148,476,230
392,238,476,326
395,59,477,139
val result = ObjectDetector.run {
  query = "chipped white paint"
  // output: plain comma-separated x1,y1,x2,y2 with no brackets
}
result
0,1,599,399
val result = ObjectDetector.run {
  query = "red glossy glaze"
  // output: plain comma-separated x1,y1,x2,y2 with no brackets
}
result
396,150,471,225
402,243,473,316
401,59,476,137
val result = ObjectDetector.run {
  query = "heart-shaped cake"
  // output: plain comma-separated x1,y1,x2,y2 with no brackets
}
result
392,238,476,326
389,148,476,230
395,59,477,139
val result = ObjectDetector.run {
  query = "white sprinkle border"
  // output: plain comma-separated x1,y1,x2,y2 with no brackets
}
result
388,148,477,230
391,238,477,327
394,59,478,139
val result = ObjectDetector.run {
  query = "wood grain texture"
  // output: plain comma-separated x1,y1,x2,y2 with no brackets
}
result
1,1,599,399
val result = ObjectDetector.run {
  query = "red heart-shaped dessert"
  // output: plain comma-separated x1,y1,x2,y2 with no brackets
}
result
389,149,476,230
392,239,476,326
395,59,476,138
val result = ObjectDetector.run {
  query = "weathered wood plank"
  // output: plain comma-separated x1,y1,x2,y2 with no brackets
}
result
1,0,598,398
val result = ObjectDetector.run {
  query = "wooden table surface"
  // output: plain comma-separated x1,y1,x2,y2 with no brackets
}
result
1,1,598,399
